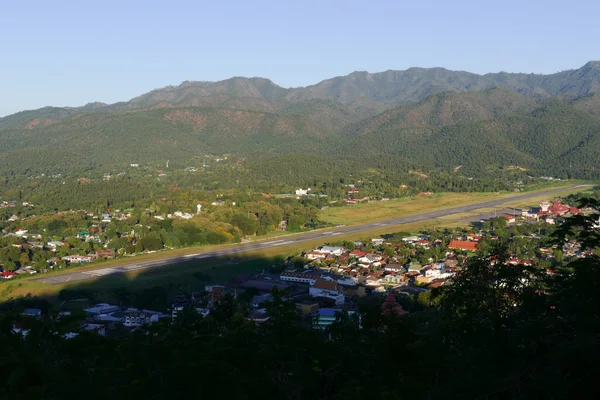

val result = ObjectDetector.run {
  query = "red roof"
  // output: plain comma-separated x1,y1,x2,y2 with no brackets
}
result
350,250,367,257
382,293,407,316
1,271,16,277
448,240,478,252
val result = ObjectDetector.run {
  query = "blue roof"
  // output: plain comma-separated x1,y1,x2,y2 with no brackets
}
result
318,308,339,317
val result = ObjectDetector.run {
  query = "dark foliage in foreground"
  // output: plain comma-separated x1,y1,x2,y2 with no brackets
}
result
2,203,600,399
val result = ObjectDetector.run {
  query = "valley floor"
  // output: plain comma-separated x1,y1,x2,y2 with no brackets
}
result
1,183,592,303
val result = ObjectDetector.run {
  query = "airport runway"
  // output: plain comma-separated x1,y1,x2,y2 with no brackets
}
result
35,184,592,285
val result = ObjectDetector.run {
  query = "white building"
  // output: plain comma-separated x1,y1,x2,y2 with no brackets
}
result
85,303,120,316
295,188,311,197
402,236,420,244
280,271,321,285
335,277,357,287
424,268,441,279
62,255,93,264
171,211,194,219
47,240,65,250
123,310,160,328
320,246,345,256
309,279,344,305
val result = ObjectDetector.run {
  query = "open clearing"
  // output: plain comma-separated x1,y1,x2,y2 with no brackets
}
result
319,183,590,225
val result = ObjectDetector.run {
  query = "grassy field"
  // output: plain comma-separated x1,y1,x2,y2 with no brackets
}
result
320,192,500,225
319,182,588,225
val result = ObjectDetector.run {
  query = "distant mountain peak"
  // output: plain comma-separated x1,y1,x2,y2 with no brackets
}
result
2,61,599,120
583,60,600,70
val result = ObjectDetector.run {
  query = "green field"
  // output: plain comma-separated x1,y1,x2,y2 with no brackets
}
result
319,182,589,225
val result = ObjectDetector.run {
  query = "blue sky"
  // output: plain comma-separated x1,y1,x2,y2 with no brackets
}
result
1,0,599,116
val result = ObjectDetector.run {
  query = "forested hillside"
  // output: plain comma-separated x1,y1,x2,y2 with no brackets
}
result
1,62,600,187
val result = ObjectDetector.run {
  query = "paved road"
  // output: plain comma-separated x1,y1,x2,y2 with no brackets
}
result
35,185,592,285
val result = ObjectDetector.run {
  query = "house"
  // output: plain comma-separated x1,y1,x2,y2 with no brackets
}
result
62,255,93,264
335,276,357,287
321,246,345,256
448,240,478,252
416,240,430,248
280,271,321,285
428,279,447,289
402,236,420,244
47,240,65,250
1,271,17,279
313,308,341,330
84,303,120,316
384,274,405,285
504,215,516,224
309,279,344,305
295,188,310,197
349,250,367,258
96,249,115,259
171,211,193,219
22,308,42,318
358,254,381,264
123,310,160,328
385,263,407,273
424,266,441,279
548,200,571,217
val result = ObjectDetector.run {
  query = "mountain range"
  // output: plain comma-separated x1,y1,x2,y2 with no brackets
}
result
1,61,600,181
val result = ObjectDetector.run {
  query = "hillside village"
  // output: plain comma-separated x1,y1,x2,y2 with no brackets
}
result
5,195,598,336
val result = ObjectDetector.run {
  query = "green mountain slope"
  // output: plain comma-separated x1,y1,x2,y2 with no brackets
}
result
0,62,599,182
341,96,600,177
3,61,599,128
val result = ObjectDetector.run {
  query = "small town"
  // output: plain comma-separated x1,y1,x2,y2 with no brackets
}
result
5,195,598,336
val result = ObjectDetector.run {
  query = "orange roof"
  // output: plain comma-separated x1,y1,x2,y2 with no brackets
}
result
312,279,338,291
448,240,478,252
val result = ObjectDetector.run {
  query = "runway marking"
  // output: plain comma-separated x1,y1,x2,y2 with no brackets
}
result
82,268,120,276
67,276,71,282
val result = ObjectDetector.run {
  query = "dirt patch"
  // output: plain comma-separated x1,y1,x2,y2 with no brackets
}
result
24,119,57,130
409,170,429,179
163,110,208,130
